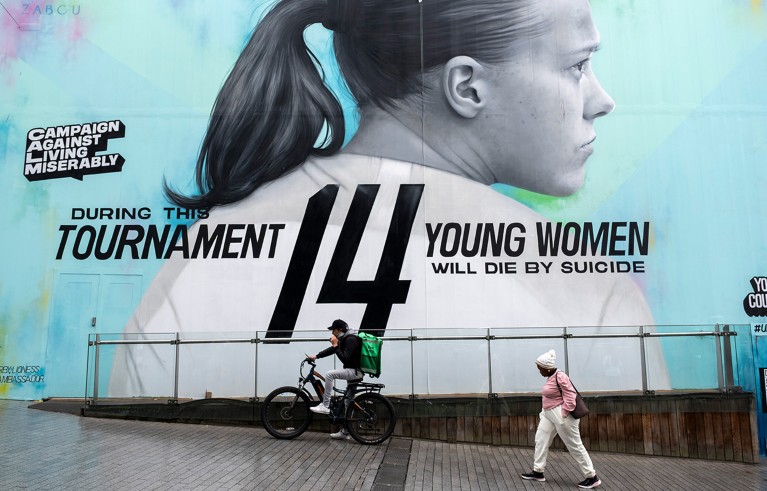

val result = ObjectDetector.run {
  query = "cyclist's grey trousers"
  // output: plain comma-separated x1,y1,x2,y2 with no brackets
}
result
322,368,363,406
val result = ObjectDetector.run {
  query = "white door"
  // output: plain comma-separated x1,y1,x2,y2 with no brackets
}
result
44,273,142,398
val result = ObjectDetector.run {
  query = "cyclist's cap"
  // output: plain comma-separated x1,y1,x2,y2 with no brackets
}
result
327,319,349,331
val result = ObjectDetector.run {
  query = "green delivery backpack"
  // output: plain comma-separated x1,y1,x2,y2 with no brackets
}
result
357,332,383,378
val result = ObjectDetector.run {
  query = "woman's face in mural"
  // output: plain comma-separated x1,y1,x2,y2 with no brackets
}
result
481,0,615,196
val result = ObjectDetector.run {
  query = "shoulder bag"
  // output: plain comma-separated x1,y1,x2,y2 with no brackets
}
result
555,372,589,419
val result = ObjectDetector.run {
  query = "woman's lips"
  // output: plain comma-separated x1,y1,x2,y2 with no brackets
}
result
579,136,596,155
581,135,596,148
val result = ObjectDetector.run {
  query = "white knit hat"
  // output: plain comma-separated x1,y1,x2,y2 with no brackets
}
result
536,349,556,369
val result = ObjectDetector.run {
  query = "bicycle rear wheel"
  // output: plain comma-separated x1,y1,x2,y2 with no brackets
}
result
345,392,396,445
260,386,313,439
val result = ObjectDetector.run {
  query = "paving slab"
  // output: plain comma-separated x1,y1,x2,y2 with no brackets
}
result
1,400,766,490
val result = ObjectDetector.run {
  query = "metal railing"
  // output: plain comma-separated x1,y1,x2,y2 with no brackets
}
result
85,324,752,404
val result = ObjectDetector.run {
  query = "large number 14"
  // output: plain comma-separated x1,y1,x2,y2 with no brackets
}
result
266,184,424,338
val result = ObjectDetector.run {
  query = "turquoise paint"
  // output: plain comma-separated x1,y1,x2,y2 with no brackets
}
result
0,1,765,406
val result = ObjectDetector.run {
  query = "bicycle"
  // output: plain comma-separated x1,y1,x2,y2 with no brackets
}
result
260,359,396,445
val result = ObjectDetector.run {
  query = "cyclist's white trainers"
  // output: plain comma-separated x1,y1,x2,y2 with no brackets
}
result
310,403,330,414
330,430,350,440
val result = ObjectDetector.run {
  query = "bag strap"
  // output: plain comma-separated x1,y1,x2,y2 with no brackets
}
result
554,370,582,397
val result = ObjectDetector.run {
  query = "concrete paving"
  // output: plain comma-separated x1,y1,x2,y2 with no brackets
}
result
1,400,766,490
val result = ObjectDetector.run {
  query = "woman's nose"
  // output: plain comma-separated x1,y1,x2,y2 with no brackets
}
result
585,75,615,120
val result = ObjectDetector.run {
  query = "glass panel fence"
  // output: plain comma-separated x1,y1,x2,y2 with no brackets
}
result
567,325,644,392
256,330,329,399
177,331,256,399
89,332,178,400
490,328,566,394
648,325,720,391
88,324,747,401
375,329,414,396
412,328,489,395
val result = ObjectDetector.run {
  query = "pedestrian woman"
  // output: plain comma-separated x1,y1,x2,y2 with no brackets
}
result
521,349,601,489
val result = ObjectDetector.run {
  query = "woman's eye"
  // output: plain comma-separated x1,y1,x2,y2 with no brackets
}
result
569,59,590,79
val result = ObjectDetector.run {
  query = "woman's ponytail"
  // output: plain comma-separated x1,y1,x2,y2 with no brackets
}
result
166,0,345,210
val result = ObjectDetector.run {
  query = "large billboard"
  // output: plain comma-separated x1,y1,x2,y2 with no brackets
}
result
1,0,766,399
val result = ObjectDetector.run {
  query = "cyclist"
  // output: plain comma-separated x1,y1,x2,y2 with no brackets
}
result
307,319,363,439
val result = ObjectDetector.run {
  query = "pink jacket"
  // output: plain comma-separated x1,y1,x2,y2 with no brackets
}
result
541,370,577,416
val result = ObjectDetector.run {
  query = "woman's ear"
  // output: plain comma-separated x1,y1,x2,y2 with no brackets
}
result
442,56,488,119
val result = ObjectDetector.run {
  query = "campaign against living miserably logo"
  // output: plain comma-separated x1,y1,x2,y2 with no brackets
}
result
744,276,767,317
23,120,126,181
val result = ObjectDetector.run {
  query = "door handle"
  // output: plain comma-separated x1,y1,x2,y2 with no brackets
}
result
91,317,96,327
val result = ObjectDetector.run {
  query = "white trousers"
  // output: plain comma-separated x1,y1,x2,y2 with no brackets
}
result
533,405,595,478
322,368,363,406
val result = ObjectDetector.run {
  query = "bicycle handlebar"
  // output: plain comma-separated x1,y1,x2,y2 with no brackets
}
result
300,357,316,378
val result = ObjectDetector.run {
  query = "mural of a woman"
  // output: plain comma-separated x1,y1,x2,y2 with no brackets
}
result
111,0,668,397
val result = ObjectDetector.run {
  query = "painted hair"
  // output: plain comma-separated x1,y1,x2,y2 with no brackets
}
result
166,0,544,209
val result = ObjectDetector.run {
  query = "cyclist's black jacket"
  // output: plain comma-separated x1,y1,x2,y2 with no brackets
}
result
316,333,361,369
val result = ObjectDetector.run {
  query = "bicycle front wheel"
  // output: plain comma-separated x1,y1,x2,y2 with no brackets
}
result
260,386,313,439
345,392,396,445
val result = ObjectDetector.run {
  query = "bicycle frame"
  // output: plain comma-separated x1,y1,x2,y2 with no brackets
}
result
297,359,326,402
299,360,384,425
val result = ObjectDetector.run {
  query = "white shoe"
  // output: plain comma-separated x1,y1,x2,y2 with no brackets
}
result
330,430,350,440
310,403,330,414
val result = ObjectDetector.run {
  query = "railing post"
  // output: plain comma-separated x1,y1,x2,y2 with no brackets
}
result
714,324,725,392
410,329,416,400
85,334,92,404
253,333,259,401
639,326,649,394
93,333,100,404
563,327,570,374
173,332,180,402
722,324,735,392
487,328,495,397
